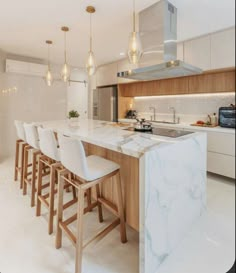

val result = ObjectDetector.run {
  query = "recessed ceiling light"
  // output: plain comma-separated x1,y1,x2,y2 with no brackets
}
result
120,52,125,56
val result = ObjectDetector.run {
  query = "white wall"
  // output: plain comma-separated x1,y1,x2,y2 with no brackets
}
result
133,93,236,123
0,50,67,160
67,69,88,119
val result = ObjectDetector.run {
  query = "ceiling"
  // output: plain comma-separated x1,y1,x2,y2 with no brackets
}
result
0,0,235,67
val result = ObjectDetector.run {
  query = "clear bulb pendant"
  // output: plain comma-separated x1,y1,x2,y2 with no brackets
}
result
86,51,96,76
45,69,53,87
61,63,70,82
128,31,143,64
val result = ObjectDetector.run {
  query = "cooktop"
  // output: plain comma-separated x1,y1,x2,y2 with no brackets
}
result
124,127,194,138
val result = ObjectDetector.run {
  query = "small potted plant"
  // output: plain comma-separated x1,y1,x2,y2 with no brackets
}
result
68,110,80,126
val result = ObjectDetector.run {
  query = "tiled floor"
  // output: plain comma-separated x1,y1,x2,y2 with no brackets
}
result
0,157,235,273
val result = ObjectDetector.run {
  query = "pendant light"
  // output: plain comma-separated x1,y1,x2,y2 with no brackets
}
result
61,26,70,82
128,0,143,64
86,6,96,76
45,40,53,87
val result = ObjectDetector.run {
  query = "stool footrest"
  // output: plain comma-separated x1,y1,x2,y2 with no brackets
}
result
83,219,120,249
98,197,119,217
59,218,120,249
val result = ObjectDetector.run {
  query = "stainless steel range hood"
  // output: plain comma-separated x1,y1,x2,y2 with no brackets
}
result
117,0,202,81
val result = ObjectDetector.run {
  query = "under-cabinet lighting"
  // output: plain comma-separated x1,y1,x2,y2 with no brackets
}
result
134,92,235,100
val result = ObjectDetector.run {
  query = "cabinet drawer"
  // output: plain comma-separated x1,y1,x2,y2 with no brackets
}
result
207,152,235,179
208,132,235,156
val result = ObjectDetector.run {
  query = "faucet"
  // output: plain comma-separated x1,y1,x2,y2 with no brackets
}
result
149,107,157,121
169,107,177,123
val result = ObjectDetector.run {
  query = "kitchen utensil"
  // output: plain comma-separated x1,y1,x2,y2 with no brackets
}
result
134,118,152,131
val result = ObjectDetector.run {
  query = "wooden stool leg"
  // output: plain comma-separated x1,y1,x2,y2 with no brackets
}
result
86,188,92,212
14,140,20,181
116,171,127,244
56,171,65,249
23,147,29,195
31,152,37,207
48,165,56,235
20,144,27,189
36,159,43,217
72,186,77,199
96,184,104,223
75,187,85,273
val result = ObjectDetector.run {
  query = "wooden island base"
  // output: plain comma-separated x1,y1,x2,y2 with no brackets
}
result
83,142,140,231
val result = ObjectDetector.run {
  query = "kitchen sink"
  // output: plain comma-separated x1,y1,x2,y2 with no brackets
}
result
152,127,193,138
124,127,194,138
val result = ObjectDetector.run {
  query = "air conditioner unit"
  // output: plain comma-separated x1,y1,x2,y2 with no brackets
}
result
5,59,47,77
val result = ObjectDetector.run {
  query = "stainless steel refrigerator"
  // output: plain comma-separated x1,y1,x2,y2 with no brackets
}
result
93,86,118,122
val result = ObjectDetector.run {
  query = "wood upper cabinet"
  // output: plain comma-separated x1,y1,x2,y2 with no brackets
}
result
119,69,235,97
188,70,235,94
120,76,189,96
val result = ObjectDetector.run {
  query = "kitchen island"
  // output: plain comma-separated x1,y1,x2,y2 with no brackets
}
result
41,119,207,273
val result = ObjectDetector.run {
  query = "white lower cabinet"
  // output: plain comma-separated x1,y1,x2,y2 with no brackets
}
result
208,152,235,179
188,128,235,178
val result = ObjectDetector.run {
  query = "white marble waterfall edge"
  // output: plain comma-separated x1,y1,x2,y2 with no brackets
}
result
140,133,207,273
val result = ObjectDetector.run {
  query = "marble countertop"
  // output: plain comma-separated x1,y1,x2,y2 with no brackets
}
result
119,119,235,134
41,119,202,158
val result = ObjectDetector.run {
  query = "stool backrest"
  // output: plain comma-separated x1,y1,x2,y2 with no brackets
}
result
58,134,89,179
38,127,60,161
14,120,26,141
23,123,40,149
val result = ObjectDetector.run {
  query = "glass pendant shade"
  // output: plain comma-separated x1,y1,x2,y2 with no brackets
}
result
128,31,143,65
45,68,53,87
86,51,96,76
61,63,70,82
45,40,53,87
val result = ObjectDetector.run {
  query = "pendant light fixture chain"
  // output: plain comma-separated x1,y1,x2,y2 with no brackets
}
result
61,26,69,64
133,0,136,32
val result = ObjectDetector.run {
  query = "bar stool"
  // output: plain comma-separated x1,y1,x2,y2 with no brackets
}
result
36,127,78,235
56,134,127,273
14,120,30,188
23,123,42,207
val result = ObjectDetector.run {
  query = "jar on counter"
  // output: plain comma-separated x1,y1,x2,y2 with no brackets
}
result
210,113,218,126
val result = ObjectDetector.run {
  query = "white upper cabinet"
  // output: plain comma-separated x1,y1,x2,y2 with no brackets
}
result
177,42,184,61
211,27,235,69
184,35,211,71
117,59,137,84
96,62,118,87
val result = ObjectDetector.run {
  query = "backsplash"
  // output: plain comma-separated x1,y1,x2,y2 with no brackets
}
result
133,93,235,123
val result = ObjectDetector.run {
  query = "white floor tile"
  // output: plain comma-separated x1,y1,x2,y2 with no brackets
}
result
0,157,235,273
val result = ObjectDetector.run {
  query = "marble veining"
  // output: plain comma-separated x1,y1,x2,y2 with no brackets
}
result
41,119,199,158
140,133,207,273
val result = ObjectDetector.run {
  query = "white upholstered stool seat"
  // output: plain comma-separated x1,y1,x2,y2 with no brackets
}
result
56,134,127,273
23,123,43,207
36,127,77,235
78,155,119,181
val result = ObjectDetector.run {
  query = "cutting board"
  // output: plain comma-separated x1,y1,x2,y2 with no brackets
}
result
191,124,218,128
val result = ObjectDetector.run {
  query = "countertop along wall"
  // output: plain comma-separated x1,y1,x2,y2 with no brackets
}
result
0,50,67,160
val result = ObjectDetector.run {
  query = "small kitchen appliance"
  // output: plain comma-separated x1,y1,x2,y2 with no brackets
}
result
219,105,236,128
